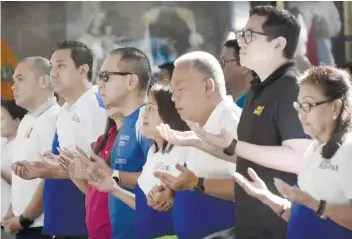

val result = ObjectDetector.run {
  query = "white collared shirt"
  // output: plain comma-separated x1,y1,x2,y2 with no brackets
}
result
11,98,60,228
56,86,106,156
138,144,190,195
186,96,241,178
298,132,352,203
1,139,14,218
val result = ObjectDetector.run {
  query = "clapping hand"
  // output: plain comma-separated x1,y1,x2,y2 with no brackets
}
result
186,120,234,148
234,168,270,202
87,167,118,194
156,123,201,147
274,178,318,210
154,163,198,192
58,147,88,180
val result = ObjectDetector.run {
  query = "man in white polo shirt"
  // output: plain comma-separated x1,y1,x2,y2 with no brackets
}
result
2,57,59,239
154,51,240,239
12,40,106,239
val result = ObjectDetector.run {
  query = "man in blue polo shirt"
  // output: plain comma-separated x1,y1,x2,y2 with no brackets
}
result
89,47,152,239
220,39,253,108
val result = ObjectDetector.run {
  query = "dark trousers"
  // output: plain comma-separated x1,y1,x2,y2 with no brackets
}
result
16,227,51,239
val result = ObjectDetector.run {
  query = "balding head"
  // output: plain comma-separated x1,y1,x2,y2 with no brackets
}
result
12,56,53,111
20,56,51,78
171,51,227,125
174,51,226,88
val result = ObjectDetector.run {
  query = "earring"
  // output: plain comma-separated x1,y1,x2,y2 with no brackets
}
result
333,116,337,120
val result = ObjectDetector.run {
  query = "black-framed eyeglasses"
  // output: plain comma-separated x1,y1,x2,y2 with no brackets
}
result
98,70,133,82
236,29,268,44
293,99,333,113
219,58,238,68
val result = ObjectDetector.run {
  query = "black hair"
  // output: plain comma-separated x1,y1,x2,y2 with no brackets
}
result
250,5,300,59
1,99,27,120
299,66,352,159
53,40,94,81
158,62,175,78
110,47,152,93
223,39,241,65
148,84,189,153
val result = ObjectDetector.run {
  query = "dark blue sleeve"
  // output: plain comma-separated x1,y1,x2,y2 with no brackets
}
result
51,131,60,155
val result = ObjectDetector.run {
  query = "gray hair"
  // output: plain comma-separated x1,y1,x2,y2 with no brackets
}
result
174,51,226,94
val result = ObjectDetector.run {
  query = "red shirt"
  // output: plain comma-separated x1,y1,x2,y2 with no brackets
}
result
85,125,117,239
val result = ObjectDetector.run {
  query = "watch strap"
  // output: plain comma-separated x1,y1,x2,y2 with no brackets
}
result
193,177,205,193
19,214,34,229
223,139,237,156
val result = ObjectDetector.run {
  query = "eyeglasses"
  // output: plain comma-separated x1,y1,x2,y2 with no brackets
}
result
293,99,333,113
219,58,238,68
236,29,268,44
98,70,132,82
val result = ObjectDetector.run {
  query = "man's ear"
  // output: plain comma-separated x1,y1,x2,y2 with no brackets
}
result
39,75,51,89
127,74,139,91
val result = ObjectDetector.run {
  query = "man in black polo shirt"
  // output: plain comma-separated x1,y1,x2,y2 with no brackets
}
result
162,5,312,239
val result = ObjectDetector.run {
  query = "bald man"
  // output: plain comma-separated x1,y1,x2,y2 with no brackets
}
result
2,57,60,239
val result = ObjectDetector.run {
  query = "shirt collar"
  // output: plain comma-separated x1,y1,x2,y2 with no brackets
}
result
203,96,234,130
62,83,93,111
251,61,295,90
30,97,57,117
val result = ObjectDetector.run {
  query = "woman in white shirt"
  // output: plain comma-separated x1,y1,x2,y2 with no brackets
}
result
234,66,352,239
1,100,27,236
86,83,189,239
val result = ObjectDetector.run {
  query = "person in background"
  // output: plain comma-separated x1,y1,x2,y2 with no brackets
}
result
220,39,252,108
158,62,175,84
235,66,352,239
1,100,27,239
5,57,60,239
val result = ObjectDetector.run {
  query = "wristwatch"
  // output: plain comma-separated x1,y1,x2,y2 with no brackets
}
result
223,139,237,156
112,170,120,184
19,214,34,229
193,177,205,193
316,199,327,219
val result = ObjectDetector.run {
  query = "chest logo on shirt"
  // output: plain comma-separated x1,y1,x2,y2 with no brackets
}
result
319,159,339,171
71,113,80,122
153,162,171,171
253,105,265,116
24,126,34,138
114,134,131,164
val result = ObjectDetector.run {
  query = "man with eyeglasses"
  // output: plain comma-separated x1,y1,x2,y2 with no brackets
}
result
94,47,152,239
220,39,253,108
224,6,312,239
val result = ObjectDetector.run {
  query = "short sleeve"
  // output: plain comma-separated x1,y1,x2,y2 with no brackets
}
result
37,111,58,155
79,104,107,156
273,75,310,141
